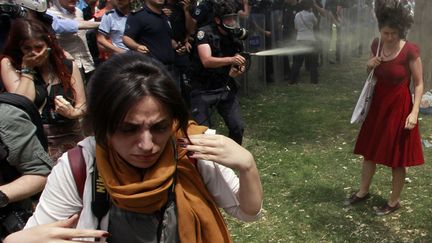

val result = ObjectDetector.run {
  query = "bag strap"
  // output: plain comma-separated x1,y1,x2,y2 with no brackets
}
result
368,37,381,77
67,146,87,200
67,145,110,231
375,37,381,58
91,161,110,230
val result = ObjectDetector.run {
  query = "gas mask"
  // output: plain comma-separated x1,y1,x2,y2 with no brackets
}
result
218,13,248,40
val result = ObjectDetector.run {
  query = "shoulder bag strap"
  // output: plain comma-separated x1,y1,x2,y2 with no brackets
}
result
67,146,87,200
369,36,381,78
375,37,381,58
67,145,110,231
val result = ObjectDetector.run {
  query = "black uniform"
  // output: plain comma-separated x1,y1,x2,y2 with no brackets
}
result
124,5,174,65
165,1,193,93
188,24,244,144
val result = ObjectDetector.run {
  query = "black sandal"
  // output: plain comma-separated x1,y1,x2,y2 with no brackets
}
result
344,192,370,206
375,202,401,216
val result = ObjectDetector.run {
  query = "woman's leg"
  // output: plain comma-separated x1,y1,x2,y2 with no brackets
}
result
357,160,376,197
388,167,406,206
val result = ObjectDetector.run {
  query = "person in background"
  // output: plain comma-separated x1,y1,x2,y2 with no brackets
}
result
48,0,98,82
162,0,196,102
193,0,248,29
123,0,176,73
78,0,104,66
0,94,53,240
281,0,301,80
1,19,86,162
345,0,424,216
289,0,319,84
188,0,247,145
94,0,114,20
324,0,344,64
97,0,130,57
25,52,263,242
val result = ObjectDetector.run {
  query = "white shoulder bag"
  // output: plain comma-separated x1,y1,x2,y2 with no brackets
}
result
350,38,381,124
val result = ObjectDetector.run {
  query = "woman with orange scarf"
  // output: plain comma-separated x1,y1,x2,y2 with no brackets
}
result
23,52,263,242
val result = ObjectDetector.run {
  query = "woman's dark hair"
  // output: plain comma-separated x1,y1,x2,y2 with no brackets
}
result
300,0,314,10
375,0,413,39
84,52,190,147
2,19,73,92
213,0,237,19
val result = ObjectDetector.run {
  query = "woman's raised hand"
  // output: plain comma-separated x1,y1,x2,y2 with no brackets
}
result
366,56,382,71
180,134,255,172
21,47,50,69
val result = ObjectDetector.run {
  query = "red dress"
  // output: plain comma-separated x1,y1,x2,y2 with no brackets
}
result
354,39,424,168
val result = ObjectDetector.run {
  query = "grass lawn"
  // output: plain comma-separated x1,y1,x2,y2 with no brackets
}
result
215,56,432,242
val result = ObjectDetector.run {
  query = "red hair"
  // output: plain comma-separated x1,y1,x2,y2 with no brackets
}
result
2,19,74,96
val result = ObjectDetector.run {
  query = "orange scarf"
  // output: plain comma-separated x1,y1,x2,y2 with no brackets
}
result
95,121,232,243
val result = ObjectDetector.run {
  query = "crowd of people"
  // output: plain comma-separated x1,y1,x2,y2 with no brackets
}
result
0,0,424,242
0,0,264,241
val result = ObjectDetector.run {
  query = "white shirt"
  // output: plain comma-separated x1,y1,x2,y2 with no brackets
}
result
26,136,261,240
295,10,317,41
47,3,95,73
98,9,129,51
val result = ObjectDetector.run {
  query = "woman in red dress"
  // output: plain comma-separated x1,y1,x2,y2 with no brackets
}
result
345,1,424,215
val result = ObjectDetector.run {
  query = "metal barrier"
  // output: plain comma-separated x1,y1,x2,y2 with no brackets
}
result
238,13,267,95
319,1,377,64
341,1,378,60
269,10,285,83
237,3,378,93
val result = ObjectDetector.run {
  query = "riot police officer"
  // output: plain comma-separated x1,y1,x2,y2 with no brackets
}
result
189,0,247,145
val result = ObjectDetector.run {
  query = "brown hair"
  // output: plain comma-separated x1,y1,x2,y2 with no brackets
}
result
83,52,190,147
375,0,414,39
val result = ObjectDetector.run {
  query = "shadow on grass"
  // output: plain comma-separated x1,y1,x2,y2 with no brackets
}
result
286,184,403,241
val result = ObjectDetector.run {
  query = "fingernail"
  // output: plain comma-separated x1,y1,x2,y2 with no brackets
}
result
187,151,194,157
102,232,111,237
179,143,187,148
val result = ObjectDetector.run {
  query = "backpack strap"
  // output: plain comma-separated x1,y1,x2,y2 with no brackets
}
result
67,145,110,231
67,146,86,200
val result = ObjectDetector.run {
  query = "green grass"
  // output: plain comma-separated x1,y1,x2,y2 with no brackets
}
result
214,56,432,242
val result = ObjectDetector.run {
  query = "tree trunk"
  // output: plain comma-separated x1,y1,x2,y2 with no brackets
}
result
410,0,432,91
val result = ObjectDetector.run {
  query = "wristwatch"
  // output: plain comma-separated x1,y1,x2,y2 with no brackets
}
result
0,190,9,208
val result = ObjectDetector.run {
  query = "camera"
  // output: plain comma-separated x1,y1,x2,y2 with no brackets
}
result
0,208,33,235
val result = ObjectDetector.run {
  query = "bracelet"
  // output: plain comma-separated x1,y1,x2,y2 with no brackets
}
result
20,73,34,81
16,67,36,75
